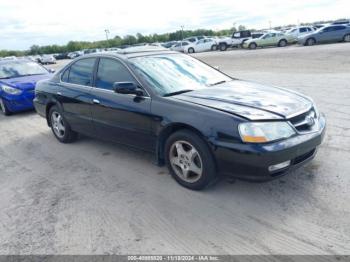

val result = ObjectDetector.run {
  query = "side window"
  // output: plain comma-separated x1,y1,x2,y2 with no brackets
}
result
335,26,346,31
68,58,95,86
61,68,70,82
95,58,135,90
300,28,307,33
182,42,189,46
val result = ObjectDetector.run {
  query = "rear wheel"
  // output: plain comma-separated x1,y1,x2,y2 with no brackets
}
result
278,39,287,47
219,43,227,51
249,42,257,49
49,105,78,143
165,130,217,190
343,34,350,42
306,38,316,46
188,47,195,54
0,98,11,116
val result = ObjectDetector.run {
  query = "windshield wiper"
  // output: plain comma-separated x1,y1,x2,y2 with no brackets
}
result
163,89,194,97
209,80,227,86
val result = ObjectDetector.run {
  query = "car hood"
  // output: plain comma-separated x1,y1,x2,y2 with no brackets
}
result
173,80,312,120
0,74,52,91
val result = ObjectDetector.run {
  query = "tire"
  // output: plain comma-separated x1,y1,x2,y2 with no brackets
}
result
165,130,217,190
278,39,287,47
306,38,316,46
188,47,195,54
219,43,227,51
0,98,11,116
249,42,257,49
49,105,78,143
211,45,217,51
343,34,350,42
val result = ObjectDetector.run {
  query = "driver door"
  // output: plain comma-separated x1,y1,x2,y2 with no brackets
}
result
262,33,276,46
90,57,156,152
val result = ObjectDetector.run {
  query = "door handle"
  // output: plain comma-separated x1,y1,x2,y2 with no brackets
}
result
92,99,100,104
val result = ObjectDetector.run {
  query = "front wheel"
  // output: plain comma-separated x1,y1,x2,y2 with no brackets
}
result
49,105,78,143
188,47,195,54
343,34,350,42
165,130,217,190
306,38,316,46
211,45,217,51
0,98,11,116
278,39,287,47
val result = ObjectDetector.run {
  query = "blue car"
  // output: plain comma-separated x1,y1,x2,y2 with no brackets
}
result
0,59,53,115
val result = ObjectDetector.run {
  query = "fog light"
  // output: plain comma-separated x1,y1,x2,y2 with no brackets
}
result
268,160,291,172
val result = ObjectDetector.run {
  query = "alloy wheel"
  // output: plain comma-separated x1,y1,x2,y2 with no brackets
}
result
307,38,315,46
51,111,65,138
169,140,203,183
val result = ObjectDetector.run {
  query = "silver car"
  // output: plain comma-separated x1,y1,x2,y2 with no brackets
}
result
299,25,350,46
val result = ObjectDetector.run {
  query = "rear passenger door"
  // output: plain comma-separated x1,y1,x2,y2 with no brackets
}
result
58,58,96,136
90,57,156,151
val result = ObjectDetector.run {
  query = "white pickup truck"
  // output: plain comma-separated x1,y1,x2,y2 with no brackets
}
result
218,30,263,51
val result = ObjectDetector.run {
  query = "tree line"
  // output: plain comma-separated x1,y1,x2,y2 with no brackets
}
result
1,17,345,57
0,26,247,57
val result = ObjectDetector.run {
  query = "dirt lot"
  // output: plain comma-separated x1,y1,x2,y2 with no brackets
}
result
0,44,349,255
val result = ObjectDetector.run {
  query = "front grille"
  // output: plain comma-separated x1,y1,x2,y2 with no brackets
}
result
289,107,317,132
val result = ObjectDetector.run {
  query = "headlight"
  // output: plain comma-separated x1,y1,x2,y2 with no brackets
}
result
0,84,22,95
239,122,296,143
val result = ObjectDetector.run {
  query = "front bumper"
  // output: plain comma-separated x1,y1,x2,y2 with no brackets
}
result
1,90,35,112
213,115,326,181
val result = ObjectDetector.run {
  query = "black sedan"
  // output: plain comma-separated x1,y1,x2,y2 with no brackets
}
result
34,47,326,190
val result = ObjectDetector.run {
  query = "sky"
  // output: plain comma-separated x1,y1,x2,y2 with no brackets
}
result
0,0,349,50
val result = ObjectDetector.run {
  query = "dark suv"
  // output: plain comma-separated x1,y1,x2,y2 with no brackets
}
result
34,47,326,190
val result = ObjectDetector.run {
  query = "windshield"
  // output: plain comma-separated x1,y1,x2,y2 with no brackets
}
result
0,60,48,79
130,54,232,96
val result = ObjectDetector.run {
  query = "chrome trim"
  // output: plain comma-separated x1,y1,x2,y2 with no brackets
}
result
58,56,151,98
285,104,312,119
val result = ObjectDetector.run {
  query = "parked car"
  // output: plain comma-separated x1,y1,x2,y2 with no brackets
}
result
34,48,325,190
83,48,102,55
67,51,83,59
0,59,53,115
38,54,56,64
243,32,293,49
54,53,69,60
331,19,350,25
285,26,316,42
218,30,252,51
170,41,191,52
299,25,350,46
184,38,218,53
183,36,207,43
161,41,178,48
0,56,17,61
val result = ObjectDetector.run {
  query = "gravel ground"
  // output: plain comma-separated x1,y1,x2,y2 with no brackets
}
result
0,43,349,255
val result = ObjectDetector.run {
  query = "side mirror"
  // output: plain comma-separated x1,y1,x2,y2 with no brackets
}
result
113,82,144,96
49,68,55,73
